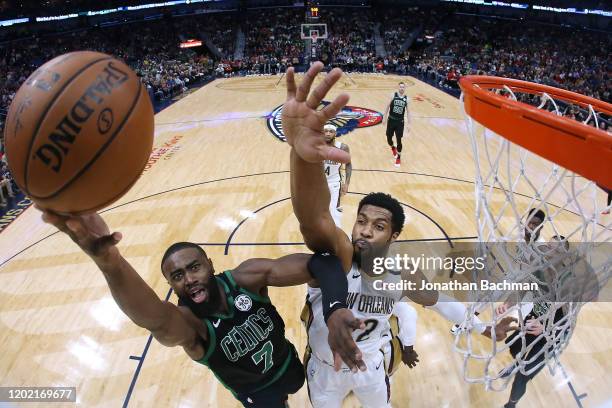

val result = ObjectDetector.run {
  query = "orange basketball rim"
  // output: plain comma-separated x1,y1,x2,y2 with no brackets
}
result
460,76,612,190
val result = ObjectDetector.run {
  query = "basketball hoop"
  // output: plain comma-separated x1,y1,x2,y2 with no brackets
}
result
461,76,612,189
454,76,612,390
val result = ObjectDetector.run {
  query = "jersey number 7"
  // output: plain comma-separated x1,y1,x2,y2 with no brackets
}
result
252,340,274,373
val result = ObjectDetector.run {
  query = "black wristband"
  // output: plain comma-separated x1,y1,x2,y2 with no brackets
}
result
307,252,349,324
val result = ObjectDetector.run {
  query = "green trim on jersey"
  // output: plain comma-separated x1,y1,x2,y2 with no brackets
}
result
191,272,290,397
223,270,271,303
197,319,217,364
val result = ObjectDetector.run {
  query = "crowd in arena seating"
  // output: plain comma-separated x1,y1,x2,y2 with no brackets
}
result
0,136,15,207
318,8,377,72
178,13,237,59
0,15,224,119
380,7,419,58
410,14,611,103
242,8,304,74
0,15,222,202
1,6,610,208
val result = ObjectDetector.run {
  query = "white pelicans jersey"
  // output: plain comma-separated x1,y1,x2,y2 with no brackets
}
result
324,141,343,184
303,263,404,365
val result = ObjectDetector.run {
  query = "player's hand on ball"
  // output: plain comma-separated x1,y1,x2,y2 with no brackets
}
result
401,346,419,368
38,206,122,260
493,316,519,340
283,62,351,164
326,308,366,373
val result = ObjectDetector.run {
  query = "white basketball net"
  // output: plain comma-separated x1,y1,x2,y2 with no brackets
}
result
455,84,612,391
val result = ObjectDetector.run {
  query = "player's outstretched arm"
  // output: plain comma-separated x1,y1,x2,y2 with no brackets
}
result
232,253,366,372
39,209,201,353
392,302,419,368
383,94,392,123
399,269,517,340
282,62,352,262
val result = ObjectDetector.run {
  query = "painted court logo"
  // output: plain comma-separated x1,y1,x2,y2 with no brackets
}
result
266,101,383,142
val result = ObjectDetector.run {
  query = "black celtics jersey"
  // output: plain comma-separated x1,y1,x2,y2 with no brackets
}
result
183,271,294,396
507,302,566,362
388,92,408,121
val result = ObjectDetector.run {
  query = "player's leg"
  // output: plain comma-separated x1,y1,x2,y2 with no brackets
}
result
386,120,397,158
306,353,348,408
237,345,305,408
603,187,611,214
394,121,404,167
328,181,342,227
504,366,544,408
504,352,546,407
352,352,392,408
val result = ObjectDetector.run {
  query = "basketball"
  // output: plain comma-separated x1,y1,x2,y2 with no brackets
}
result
3,51,154,214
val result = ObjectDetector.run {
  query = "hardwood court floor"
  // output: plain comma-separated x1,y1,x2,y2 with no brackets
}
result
0,74,610,407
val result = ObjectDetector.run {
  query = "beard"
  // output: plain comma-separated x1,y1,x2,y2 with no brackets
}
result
177,277,221,318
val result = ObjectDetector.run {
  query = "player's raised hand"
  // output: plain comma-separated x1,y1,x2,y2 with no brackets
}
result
283,62,351,164
38,206,122,260
326,308,366,372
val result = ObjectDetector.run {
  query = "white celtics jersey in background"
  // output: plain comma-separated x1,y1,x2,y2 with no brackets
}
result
324,141,343,184
304,263,404,365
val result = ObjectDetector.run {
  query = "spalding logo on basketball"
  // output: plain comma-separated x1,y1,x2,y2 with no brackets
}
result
234,294,253,312
4,51,154,214
266,101,383,142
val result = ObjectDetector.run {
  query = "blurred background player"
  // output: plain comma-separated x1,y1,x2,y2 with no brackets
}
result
383,82,411,167
496,235,576,408
452,207,548,334
599,185,611,215
524,208,546,244
323,124,351,227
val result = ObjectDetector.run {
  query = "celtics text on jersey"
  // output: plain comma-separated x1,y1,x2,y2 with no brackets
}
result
181,271,297,397
388,92,408,121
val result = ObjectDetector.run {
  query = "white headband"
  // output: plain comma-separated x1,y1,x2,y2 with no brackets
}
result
324,124,337,132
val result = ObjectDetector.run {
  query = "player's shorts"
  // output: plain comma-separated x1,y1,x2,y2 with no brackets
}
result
386,118,404,139
328,181,342,227
305,345,394,408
